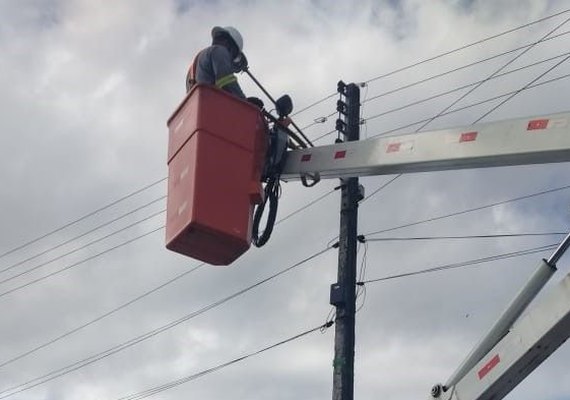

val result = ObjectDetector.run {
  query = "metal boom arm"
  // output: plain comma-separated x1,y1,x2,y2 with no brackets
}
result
282,111,570,180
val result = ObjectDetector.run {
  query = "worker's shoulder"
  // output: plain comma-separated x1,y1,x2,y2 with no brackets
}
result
204,44,232,60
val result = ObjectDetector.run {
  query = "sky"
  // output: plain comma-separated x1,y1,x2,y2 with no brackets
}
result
1,0,570,399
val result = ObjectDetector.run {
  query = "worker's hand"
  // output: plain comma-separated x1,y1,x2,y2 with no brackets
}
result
247,97,264,109
232,52,248,72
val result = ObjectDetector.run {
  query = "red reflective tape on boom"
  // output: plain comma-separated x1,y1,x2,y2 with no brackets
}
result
527,119,549,130
335,150,346,159
460,131,478,142
387,143,401,153
478,354,501,380
301,154,312,162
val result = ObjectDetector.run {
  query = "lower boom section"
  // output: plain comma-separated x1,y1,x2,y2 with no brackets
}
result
434,271,570,400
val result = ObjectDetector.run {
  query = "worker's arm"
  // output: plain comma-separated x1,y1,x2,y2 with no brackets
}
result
210,46,246,99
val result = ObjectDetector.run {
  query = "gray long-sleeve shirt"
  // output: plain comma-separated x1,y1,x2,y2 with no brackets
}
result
188,45,245,99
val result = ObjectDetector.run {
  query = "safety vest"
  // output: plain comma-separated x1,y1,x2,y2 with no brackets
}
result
186,48,239,93
186,50,203,92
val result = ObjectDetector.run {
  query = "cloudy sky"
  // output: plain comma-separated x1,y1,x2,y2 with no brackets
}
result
1,0,570,399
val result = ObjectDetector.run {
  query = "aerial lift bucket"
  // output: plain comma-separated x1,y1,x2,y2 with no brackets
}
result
165,85,267,265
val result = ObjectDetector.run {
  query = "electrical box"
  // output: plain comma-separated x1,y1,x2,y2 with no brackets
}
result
165,85,267,265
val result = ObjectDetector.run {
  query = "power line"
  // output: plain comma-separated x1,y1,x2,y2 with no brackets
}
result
0,262,204,369
308,33,570,140
0,226,164,300
0,210,165,288
415,15,570,132
115,321,334,400
358,243,557,285
365,232,567,242
369,72,570,138
365,183,570,237
0,184,341,368
363,30,570,106
0,247,332,398
0,178,166,261
290,9,570,120
364,9,570,85
360,175,402,204
4,183,567,394
473,53,570,123
0,196,166,276
364,50,570,123
275,188,337,226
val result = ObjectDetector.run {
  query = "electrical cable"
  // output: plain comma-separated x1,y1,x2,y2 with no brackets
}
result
364,9,570,85
473,53,570,123
0,262,204,369
115,321,334,400
358,243,557,285
4,183,567,394
314,65,570,142
274,188,336,227
364,50,570,123
0,210,165,288
289,9,570,120
360,175,402,204
307,33,570,140
363,30,570,106
365,183,570,237
365,232,567,242
355,241,368,313
0,178,166,261
0,226,164,301
369,72,570,138
252,176,281,247
0,196,166,276
0,184,341,369
0,247,333,398
415,15,570,132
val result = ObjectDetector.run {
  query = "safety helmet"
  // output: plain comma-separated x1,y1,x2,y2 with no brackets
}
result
211,26,243,52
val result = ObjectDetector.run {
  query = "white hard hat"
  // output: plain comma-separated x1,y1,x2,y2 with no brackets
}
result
211,26,243,52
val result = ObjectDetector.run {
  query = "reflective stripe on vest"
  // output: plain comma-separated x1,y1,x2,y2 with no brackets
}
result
215,74,237,89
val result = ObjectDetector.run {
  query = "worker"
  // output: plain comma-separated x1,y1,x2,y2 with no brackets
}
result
187,26,257,104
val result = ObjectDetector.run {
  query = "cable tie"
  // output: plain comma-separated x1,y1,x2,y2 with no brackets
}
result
357,235,366,243
332,241,340,249
356,282,365,286
324,320,334,328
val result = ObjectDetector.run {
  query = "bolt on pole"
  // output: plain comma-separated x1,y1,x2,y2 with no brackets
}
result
330,81,361,400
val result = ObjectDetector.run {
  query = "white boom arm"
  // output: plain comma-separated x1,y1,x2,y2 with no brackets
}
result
430,234,570,400
282,111,570,180
432,271,570,400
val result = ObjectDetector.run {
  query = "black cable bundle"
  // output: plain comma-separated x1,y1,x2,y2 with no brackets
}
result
252,176,281,247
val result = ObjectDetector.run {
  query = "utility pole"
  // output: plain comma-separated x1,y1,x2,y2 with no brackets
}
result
330,81,361,400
